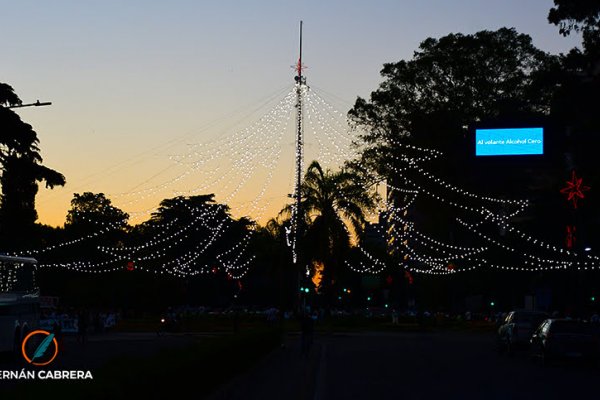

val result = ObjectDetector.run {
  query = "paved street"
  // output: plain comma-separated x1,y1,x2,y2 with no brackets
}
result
2,330,598,399
0,332,205,372
212,331,599,400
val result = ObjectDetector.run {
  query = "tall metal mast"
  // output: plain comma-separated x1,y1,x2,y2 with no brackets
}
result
292,21,306,265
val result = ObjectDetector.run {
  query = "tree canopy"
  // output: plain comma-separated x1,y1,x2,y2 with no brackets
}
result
548,0,600,58
349,28,558,157
0,83,65,249
65,192,129,233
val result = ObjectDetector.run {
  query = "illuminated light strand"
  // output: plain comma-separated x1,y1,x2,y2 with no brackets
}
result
115,95,295,214
32,89,294,264
154,108,283,276
95,90,296,230
303,87,387,274
307,91,442,169
458,216,600,269
399,239,486,264
388,209,486,253
35,88,308,276
305,90,395,275
404,162,528,206
137,89,292,277
404,231,487,258
98,207,220,256
54,95,296,234
456,217,586,270
38,92,294,275
108,89,297,200
22,195,217,258
216,142,285,277
305,90,487,276
168,89,297,165
386,164,528,218
309,90,600,273
307,90,499,275
289,83,309,265
307,90,437,164
479,209,594,259
310,88,444,159
345,259,386,274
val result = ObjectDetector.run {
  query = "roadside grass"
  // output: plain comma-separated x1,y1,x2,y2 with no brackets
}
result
6,328,281,400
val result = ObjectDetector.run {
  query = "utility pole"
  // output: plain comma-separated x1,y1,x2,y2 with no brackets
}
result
292,21,306,266
291,21,307,312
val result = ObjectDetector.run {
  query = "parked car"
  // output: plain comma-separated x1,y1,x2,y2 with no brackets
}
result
497,310,549,353
530,319,599,365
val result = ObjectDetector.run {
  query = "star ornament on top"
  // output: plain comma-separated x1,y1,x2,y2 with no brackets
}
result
291,59,307,76
560,170,591,209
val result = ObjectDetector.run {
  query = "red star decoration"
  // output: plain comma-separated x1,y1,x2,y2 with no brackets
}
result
560,170,590,209
293,58,307,75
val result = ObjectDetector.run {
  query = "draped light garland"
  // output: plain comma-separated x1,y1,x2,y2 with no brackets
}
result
31,88,296,278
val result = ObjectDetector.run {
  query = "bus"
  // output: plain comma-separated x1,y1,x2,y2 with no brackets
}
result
0,255,40,354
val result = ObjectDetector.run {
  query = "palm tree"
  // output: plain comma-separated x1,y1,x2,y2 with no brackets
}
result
282,160,378,299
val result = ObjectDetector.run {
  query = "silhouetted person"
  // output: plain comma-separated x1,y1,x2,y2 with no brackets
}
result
77,309,88,344
300,311,313,357
233,307,240,334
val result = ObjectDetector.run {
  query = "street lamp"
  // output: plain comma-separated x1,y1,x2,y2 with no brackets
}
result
7,100,52,109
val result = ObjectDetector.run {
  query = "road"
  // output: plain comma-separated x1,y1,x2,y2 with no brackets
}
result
211,331,599,400
317,331,599,399
0,332,205,371
2,330,597,399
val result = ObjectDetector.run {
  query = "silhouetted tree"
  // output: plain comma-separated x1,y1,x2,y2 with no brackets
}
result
348,29,561,236
0,83,65,250
349,28,558,159
549,0,600,59
282,161,377,300
65,192,129,234
131,195,253,278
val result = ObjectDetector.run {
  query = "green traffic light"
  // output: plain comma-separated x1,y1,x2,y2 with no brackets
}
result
304,288,310,293
367,296,371,301
490,301,495,307
591,296,596,302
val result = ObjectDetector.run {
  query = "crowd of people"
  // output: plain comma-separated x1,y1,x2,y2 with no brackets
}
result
41,307,120,336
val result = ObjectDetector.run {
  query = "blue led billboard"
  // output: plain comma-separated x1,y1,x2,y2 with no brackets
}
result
475,127,543,156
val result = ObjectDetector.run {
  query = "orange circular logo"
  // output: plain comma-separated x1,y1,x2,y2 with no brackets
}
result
21,330,59,366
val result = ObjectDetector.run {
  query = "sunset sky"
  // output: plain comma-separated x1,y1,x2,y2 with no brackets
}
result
2,0,581,227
